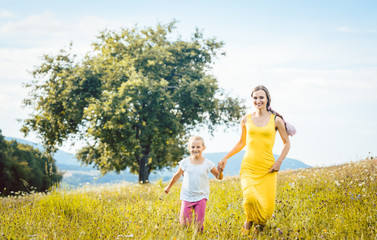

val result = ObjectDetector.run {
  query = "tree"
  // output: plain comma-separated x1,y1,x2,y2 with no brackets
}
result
22,21,245,183
0,130,62,196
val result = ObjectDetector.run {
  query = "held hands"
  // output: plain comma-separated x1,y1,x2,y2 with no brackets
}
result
217,158,227,172
269,161,282,173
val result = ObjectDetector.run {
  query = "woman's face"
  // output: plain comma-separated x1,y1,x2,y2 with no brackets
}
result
252,90,268,110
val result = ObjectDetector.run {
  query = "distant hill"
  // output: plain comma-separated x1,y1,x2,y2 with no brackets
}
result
4,136,310,187
204,151,310,174
4,137,79,166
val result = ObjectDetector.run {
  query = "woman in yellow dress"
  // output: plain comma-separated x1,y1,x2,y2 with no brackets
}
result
217,85,294,233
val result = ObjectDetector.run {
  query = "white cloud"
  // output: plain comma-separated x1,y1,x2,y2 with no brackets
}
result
0,12,128,82
0,48,53,80
76,15,125,36
0,85,27,112
0,11,124,51
0,11,69,37
337,26,353,32
336,26,377,34
0,93,7,102
0,10,16,19
215,64,377,106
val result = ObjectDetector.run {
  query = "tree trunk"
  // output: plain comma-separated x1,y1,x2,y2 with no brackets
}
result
138,152,150,184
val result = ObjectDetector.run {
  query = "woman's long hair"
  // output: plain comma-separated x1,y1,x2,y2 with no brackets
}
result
251,85,296,136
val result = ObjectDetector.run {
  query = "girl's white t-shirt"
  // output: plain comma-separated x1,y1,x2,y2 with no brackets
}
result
179,157,215,202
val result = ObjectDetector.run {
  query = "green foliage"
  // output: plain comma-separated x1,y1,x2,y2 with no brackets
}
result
0,130,62,196
1,158,376,239
22,21,245,182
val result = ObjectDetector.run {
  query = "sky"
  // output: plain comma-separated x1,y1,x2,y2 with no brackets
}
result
1,0,377,167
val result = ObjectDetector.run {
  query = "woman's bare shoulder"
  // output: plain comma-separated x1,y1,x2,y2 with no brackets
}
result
241,114,249,124
274,114,283,122
274,115,285,127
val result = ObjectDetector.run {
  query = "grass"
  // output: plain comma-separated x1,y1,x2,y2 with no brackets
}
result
1,158,376,239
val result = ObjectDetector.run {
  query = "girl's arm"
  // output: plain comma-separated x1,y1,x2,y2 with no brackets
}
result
210,166,223,180
217,115,247,172
269,116,291,173
164,167,184,194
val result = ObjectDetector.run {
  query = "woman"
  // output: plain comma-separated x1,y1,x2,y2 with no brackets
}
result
217,85,294,234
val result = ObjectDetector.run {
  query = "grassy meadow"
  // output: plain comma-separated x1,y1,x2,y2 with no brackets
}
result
1,158,376,239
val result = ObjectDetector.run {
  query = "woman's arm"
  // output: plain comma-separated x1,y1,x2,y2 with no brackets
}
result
217,115,247,172
210,166,223,180
269,116,291,173
164,167,184,194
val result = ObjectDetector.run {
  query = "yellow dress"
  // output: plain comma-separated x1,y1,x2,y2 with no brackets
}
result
240,113,277,224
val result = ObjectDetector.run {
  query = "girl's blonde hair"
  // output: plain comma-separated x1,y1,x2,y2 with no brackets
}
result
188,136,205,146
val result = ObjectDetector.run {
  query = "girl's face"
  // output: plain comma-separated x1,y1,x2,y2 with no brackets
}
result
189,140,205,159
252,90,268,110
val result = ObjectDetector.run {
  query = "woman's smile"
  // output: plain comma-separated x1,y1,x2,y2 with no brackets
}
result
252,90,267,110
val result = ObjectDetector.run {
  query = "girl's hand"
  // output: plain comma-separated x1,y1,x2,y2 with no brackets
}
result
269,161,282,173
164,186,170,194
218,172,223,180
210,167,223,180
217,158,227,172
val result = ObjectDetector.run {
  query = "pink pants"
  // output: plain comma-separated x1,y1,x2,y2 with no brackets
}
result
180,198,207,230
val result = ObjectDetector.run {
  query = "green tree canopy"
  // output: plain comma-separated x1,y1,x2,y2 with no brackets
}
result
22,21,245,183
0,130,62,196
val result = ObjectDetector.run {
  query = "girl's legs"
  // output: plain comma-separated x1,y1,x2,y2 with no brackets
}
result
192,198,207,231
180,199,207,231
180,200,193,226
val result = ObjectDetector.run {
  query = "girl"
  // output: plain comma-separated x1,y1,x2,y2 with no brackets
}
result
164,136,223,231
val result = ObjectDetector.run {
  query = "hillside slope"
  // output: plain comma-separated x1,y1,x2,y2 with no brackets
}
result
1,158,376,239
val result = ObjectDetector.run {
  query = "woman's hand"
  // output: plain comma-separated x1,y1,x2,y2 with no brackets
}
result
217,158,227,172
269,161,282,173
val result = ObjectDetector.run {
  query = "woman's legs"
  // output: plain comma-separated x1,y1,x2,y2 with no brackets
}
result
243,221,254,230
240,173,277,227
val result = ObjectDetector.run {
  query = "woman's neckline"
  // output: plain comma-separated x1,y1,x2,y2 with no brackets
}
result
249,113,272,128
